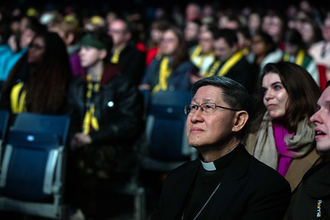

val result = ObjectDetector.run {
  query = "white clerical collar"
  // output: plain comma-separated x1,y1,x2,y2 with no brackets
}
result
201,160,216,171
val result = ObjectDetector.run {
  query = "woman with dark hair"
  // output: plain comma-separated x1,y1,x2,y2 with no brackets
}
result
244,61,322,193
145,19,171,66
262,12,287,50
283,28,319,85
299,15,322,50
248,30,283,77
0,31,72,114
139,25,196,94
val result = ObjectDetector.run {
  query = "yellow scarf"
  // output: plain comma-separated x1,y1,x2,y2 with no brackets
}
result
10,82,26,114
241,47,250,56
191,45,215,68
283,50,304,66
82,73,102,134
190,45,202,60
152,56,172,94
111,49,121,64
204,50,243,77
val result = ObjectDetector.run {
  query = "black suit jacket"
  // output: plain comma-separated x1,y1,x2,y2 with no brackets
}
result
218,57,257,94
111,43,146,84
152,145,291,220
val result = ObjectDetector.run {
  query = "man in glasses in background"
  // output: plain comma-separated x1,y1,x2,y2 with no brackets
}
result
107,18,146,84
151,76,291,220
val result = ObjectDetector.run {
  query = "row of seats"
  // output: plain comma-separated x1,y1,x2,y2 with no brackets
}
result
0,90,197,219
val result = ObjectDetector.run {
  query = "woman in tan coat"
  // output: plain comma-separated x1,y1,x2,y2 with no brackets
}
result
245,62,322,192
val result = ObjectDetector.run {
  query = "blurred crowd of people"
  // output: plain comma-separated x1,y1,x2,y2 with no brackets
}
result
0,0,330,219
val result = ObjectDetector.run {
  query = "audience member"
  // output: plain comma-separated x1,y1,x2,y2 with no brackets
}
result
185,3,201,23
0,31,72,115
290,10,310,32
8,15,21,36
222,14,241,30
152,76,291,220
217,13,229,29
189,25,215,77
145,19,171,66
299,0,323,24
245,62,322,192
201,4,214,20
65,30,143,219
263,13,286,49
105,10,118,26
39,10,61,28
309,16,330,82
299,15,322,50
286,80,330,220
248,11,262,36
139,26,196,94
236,27,252,55
205,28,255,93
248,30,283,77
184,18,201,53
107,18,146,84
129,16,147,53
286,5,299,30
0,16,45,83
283,28,319,85
84,15,106,32
48,15,83,77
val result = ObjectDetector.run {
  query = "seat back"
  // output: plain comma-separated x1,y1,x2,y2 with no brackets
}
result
0,112,70,219
12,112,70,144
0,131,60,201
145,90,192,161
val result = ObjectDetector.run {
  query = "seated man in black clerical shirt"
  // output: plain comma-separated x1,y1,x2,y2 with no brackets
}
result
151,76,291,220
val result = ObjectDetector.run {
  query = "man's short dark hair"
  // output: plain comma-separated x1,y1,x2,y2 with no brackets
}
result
213,28,238,47
192,76,255,135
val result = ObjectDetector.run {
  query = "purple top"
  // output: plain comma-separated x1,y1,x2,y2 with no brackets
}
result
273,121,294,177
70,53,83,77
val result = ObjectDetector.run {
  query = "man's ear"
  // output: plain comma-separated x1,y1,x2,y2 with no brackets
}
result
232,111,249,132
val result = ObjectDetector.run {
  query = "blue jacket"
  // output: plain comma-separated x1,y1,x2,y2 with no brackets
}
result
0,45,27,81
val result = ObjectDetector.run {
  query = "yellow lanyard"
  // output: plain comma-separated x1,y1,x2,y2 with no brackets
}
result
82,73,102,134
241,47,249,56
190,45,202,60
283,50,305,66
204,61,221,77
191,45,215,68
204,51,243,77
152,57,172,94
10,82,26,114
111,49,121,63
217,51,243,76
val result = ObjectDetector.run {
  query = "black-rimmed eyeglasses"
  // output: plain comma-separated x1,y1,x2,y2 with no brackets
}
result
184,103,240,115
